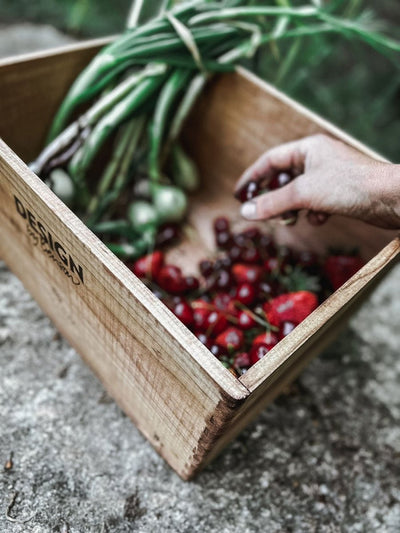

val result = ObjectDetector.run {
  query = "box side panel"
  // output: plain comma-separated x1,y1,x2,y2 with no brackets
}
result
0,144,249,479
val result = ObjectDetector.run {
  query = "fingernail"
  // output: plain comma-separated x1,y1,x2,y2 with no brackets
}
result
241,201,257,220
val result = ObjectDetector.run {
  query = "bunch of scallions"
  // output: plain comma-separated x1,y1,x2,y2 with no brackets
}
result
31,0,400,260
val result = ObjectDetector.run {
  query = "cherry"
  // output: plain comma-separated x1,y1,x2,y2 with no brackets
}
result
234,283,257,306
211,269,234,291
206,311,228,336
199,259,214,278
236,180,260,203
249,343,272,365
155,224,179,247
210,343,223,357
241,227,261,241
213,217,230,233
172,300,194,328
215,327,244,351
269,171,292,190
216,231,232,249
232,264,263,284
214,256,232,271
131,250,164,279
233,352,251,370
156,264,186,294
259,234,276,257
228,245,242,262
259,281,278,298
279,321,297,339
240,247,261,264
237,310,257,330
184,276,199,292
252,331,279,348
195,332,211,347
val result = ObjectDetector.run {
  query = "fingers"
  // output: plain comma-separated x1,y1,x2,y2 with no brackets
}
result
235,138,306,195
240,181,301,221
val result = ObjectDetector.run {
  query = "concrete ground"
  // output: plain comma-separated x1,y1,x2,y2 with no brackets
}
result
1,24,400,533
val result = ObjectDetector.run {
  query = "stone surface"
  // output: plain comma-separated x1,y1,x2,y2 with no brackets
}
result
1,24,400,533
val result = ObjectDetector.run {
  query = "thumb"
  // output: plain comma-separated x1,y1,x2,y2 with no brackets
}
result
240,180,301,221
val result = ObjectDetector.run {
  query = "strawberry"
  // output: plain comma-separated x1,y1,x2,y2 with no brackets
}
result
263,291,318,327
252,331,279,348
232,264,263,284
324,254,364,290
215,327,244,351
131,250,164,279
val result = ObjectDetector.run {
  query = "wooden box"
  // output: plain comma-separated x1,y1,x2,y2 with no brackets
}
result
1,41,399,480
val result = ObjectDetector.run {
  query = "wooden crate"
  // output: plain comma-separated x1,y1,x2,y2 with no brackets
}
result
0,41,399,480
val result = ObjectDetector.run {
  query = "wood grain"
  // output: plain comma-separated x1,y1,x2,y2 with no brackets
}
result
1,41,399,478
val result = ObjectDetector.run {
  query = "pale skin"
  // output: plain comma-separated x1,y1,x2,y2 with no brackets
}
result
236,134,400,230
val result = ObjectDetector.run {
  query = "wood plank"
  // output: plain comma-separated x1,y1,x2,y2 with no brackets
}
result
0,142,249,480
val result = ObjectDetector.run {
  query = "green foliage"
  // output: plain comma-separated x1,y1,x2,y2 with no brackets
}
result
1,0,399,160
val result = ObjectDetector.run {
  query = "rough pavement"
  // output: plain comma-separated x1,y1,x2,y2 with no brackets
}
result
1,24,400,533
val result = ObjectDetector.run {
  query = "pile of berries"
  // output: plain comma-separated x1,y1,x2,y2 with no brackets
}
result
129,217,364,377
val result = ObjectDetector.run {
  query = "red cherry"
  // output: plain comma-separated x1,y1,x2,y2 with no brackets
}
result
252,331,279,348
234,283,257,306
199,260,214,278
184,276,199,292
195,332,211,347
249,343,273,365
228,245,242,262
236,180,260,203
131,251,164,279
213,217,230,233
215,327,244,351
210,343,223,357
216,231,232,249
233,352,251,370
264,257,286,274
237,310,257,330
232,264,263,284
241,227,261,241
279,321,297,339
156,264,186,294
259,234,276,257
206,311,228,336
269,171,292,190
172,300,194,328
240,247,261,264
155,224,179,247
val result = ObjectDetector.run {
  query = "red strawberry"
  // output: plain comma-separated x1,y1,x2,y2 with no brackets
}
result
252,331,279,348
215,327,244,351
232,264,263,284
156,264,186,294
263,291,318,327
131,251,164,279
324,254,364,290
237,310,257,330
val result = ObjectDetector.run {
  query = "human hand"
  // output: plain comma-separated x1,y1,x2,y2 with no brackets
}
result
235,134,400,230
